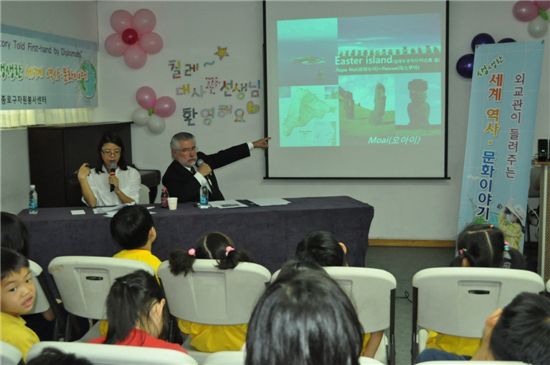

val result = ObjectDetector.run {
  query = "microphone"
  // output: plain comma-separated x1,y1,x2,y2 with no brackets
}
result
109,162,116,192
196,159,212,185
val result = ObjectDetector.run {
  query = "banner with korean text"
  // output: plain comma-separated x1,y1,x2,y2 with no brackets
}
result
0,25,97,110
457,41,544,252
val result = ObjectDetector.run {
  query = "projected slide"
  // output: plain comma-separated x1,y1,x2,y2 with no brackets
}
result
277,14,442,148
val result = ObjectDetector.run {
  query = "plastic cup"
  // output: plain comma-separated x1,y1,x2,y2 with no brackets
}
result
168,197,178,210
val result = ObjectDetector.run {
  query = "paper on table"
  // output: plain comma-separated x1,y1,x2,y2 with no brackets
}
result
248,198,290,207
209,200,248,209
70,210,86,215
93,202,135,215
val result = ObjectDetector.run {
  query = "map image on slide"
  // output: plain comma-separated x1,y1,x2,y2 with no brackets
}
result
279,85,339,147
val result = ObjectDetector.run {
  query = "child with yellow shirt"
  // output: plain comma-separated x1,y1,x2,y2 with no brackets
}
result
0,248,39,360
100,205,161,336
168,232,252,352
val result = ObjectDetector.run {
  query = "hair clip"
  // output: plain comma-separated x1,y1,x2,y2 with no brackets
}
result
458,248,468,256
188,248,196,256
225,246,235,256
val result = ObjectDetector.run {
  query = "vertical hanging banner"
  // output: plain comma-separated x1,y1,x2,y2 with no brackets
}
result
458,41,544,251
0,25,98,110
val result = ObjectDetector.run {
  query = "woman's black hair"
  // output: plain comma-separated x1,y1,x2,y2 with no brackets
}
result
94,132,129,173
450,224,525,269
104,270,167,344
169,232,252,276
26,347,93,365
245,270,363,365
295,230,346,267
1,247,30,280
1,211,29,256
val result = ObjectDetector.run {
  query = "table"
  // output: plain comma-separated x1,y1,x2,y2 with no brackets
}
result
19,196,374,273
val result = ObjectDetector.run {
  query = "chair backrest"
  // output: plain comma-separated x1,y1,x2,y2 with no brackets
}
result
158,259,271,325
547,278,550,292
0,341,22,365
324,267,397,333
202,352,384,365
27,341,197,365
416,360,528,365
28,259,51,314
412,267,545,338
203,351,245,365
48,256,155,320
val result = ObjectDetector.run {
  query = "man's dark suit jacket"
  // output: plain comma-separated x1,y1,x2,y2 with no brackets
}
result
162,143,251,203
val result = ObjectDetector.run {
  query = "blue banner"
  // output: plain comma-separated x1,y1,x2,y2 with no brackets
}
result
458,41,544,251
0,25,98,110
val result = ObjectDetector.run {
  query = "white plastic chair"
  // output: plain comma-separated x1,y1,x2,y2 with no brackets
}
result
547,278,550,292
27,341,197,365
28,259,66,339
0,341,22,365
157,259,271,364
416,360,528,365
202,351,385,365
48,256,155,340
411,267,545,362
324,267,397,365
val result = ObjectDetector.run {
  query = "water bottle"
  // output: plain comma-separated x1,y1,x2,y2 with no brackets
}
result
160,186,169,208
199,184,209,209
503,242,512,269
29,185,38,215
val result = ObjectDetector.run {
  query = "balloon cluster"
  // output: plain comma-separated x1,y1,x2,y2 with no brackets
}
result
513,1,550,38
456,33,516,79
104,9,164,69
132,87,176,134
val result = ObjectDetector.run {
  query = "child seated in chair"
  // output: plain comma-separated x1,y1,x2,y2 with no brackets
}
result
416,292,550,365
168,232,252,352
424,223,526,358
110,205,161,271
100,205,161,336
89,270,185,353
294,230,383,358
0,247,39,361
246,269,364,365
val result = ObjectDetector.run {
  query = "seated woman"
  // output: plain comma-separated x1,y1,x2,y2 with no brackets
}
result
77,132,141,207
245,269,364,365
89,270,184,353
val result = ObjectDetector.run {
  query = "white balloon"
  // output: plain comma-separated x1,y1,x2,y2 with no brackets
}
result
148,114,166,134
132,108,150,126
527,17,548,38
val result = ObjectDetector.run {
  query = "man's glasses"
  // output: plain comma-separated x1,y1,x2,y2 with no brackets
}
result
176,146,197,153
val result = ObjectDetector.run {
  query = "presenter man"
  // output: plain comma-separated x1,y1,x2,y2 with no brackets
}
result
162,132,270,203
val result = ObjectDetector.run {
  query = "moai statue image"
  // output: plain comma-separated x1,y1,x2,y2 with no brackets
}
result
407,79,430,127
369,83,386,125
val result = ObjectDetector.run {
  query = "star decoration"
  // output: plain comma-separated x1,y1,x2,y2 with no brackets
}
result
214,46,229,61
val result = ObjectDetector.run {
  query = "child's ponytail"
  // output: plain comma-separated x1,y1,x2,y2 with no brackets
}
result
169,248,197,276
217,246,252,270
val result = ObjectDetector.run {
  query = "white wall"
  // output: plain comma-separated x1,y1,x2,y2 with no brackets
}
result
95,1,549,240
0,1,98,214
1,1,548,240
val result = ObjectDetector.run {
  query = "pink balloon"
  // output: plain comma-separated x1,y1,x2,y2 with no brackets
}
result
535,0,550,9
136,86,157,109
132,9,156,34
139,32,163,54
124,45,147,69
154,96,176,117
513,1,539,21
104,33,128,57
110,10,133,33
